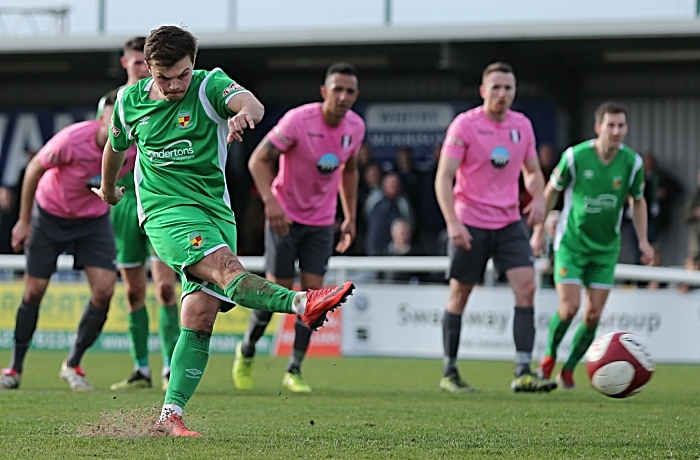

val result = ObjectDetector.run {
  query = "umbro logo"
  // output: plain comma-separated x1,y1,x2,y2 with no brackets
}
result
185,368,203,379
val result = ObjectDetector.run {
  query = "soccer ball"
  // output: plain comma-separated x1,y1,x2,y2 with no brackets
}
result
585,331,655,398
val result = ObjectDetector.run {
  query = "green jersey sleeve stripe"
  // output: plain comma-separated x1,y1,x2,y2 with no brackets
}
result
116,86,134,142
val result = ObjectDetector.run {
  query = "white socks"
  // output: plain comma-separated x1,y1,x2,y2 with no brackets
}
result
292,291,307,315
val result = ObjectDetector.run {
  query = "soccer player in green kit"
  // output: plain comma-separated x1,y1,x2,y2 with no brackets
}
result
531,101,654,389
99,36,181,392
93,25,354,436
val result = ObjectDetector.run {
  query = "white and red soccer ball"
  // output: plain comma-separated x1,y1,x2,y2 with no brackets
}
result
585,331,655,398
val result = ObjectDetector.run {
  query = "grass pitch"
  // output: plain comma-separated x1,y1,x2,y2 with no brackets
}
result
0,350,698,459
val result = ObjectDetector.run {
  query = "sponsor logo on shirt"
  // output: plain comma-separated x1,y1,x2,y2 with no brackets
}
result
317,153,340,174
510,129,520,144
110,124,121,137
583,194,617,213
477,130,493,135
341,134,352,149
308,133,324,138
86,174,101,190
146,139,195,166
188,232,204,249
222,81,244,97
177,110,192,129
612,176,622,189
490,146,510,169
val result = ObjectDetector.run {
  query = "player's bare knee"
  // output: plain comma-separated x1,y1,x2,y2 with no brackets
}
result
126,286,146,309
155,282,176,305
22,290,44,307
91,286,115,308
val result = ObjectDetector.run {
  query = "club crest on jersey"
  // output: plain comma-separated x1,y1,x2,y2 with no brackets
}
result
177,110,192,129
188,232,204,249
612,176,622,190
341,134,352,149
110,124,121,137
222,81,244,97
559,267,568,277
510,129,521,144
490,146,510,169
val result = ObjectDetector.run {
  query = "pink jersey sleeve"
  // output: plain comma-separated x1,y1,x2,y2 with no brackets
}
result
267,109,302,152
38,130,71,170
441,113,470,161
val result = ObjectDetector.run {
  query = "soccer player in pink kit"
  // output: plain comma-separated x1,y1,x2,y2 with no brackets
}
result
233,62,364,393
0,90,136,391
434,62,557,393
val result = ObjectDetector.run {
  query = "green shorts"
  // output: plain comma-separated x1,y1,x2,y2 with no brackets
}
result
111,193,151,267
553,246,617,288
143,205,237,306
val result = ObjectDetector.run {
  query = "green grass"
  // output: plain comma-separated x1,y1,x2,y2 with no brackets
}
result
1,350,699,459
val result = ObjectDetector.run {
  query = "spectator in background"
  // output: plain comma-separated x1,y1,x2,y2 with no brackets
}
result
382,217,422,283
357,142,374,180
682,167,700,273
351,161,383,255
365,171,414,256
649,152,684,247
395,146,422,225
419,143,447,255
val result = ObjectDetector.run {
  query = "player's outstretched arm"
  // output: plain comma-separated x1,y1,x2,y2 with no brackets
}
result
227,92,264,143
93,142,126,206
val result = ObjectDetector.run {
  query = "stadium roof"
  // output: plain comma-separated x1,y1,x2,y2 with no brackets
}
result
2,20,700,53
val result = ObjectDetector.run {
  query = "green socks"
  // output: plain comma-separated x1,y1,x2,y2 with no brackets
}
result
159,305,180,367
164,328,210,409
224,272,296,314
564,322,597,371
128,307,150,368
544,311,571,360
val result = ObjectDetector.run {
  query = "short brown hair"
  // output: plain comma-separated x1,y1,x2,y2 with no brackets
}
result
123,36,146,55
595,101,627,124
144,25,197,68
482,61,514,81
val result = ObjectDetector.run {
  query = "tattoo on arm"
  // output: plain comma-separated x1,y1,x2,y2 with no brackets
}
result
262,139,282,163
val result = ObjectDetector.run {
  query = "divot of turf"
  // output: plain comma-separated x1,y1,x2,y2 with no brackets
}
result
77,405,164,437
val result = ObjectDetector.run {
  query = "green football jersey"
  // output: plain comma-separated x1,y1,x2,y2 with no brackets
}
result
109,69,248,225
552,140,645,256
